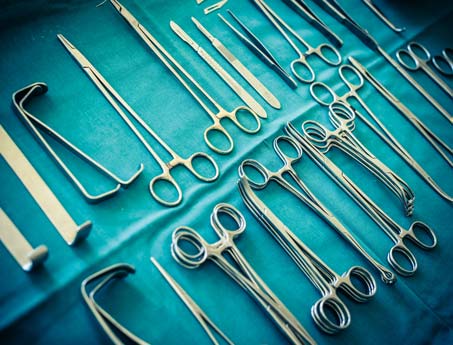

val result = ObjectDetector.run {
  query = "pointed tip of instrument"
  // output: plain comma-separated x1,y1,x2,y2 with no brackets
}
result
56,34,75,50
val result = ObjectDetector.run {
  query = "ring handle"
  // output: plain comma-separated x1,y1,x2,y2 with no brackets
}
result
291,58,316,83
186,152,220,182
230,106,261,134
149,173,183,207
310,82,336,106
387,244,418,276
273,135,304,165
396,49,420,71
406,221,437,250
340,266,377,303
302,120,332,152
339,64,364,91
317,43,342,66
329,101,356,131
238,159,271,190
204,125,234,155
311,295,351,334
432,48,453,76
211,203,246,239
171,226,208,269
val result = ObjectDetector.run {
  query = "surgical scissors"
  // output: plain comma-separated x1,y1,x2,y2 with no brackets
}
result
302,102,415,216
308,63,453,202
396,42,453,98
171,203,316,344
252,0,342,83
286,123,438,276
238,175,376,333
81,263,149,345
110,0,261,155
238,135,394,284
218,10,298,89
432,48,453,77
59,34,219,207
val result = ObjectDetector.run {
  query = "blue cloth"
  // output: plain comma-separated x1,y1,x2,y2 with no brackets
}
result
0,0,452,344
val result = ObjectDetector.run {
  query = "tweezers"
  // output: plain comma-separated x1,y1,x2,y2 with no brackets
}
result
218,10,298,89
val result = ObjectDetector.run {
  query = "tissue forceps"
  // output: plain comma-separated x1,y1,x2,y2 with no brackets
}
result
396,42,453,97
218,10,298,89
312,0,453,124
432,48,453,76
81,263,149,345
252,0,342,83
286,123,438,277
110,0,261,155
238,177,376,334
171,203,316,344
151,258,234,345
13,83,143,203
302,102,415,216
238,135,394,284
282,0,343,47
59,35,219,207
309,63,453,202
348,56,453,166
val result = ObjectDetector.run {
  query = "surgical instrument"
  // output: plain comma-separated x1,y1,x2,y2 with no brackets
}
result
349,57,453,167
309,63,453,202
238,135,395,284
252,0,342,83
286,123,438,276
0,125,91,246
110,0,261,155
204,0,228,15
432,48,453,77
81,263,149,345
58,35,219,207
192,16,281,109
312,0,453,123
219,10,298,89
151,257,234,345
170,20,267,118
238,177,376,334
362,0,405,33
304,101,415,216
13,83,143,203
282,0,343,47
171,203,316,344
0,208,48,272
396,42,453,98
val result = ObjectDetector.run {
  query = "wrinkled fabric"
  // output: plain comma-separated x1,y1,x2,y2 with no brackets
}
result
0,0,452,344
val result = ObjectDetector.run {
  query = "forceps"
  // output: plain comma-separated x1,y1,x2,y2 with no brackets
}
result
171,203,316,344
238,135,395,284
302,102,415,216
396,42,453,98
286,123,438,276
348,57,453,166
252,0,342,83
81,263,149,345
282,0,343,47
238,177,376,334
309,63,453,202
432,48,453,77
311,0,453,123
218,10,298,89
110,0,261,155
151,258,234,345
361,0,405,33
59,35,219,207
